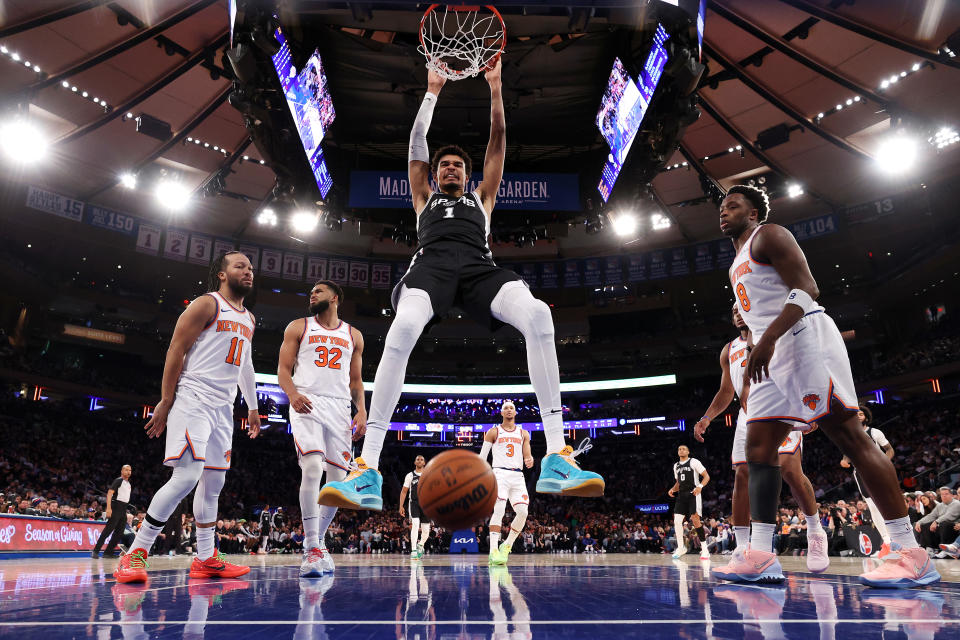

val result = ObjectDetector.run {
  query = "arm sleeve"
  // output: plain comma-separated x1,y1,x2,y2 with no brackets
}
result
237,351,258,411
872,428,890,448
479,440,493,462
409,92,438,163
403,472,412,489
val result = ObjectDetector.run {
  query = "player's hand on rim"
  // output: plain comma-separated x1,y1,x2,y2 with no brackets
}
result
144,399,171,438
246,409,261,439
484,58,502,84
352,411,367,441
427,68,446,94
745,337,774,384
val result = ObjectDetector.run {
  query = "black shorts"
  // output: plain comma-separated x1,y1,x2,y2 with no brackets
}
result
674,492,702,517
409,502,429,522
392,240,524,331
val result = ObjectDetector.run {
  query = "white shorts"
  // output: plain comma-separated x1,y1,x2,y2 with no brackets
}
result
288,393,353,472
731,410,804,465
494,469,529,507
746,311,858,427
163,387,234,470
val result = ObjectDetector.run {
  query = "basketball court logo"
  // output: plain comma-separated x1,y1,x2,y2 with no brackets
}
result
802,394,820,410
859,532,873,556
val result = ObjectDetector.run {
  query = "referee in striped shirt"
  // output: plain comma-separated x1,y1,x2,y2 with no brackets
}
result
91,465,133,558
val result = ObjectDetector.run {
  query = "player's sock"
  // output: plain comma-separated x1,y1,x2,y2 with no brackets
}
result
317,506,338,546
733,526,750,548
865,498,891,543
803,511,823,533
196,526,215,559
885,516,919,550
131,462,203,552
505,528,520,548
490,530,500,551
300,456,323,550
131,514,165,553
750,522,776,553
490,282,565,453
360,287,433,469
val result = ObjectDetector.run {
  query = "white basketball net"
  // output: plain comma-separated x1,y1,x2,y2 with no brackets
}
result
418,5,506,81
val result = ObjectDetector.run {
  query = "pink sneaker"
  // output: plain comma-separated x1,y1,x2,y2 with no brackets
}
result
806,529,829,573
860,545,940,588
713,547,784,583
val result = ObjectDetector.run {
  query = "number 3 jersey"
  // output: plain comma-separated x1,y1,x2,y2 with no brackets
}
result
178,291,255,405
292,317,354,401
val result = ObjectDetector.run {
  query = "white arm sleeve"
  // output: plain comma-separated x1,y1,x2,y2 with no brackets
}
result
237,353,258,411
409,92,438,164
479,440,493,462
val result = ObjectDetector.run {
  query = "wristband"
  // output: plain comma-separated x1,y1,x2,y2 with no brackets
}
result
785,288,816,314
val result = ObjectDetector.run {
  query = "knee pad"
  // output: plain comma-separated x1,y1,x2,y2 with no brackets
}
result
491,500,507,524
300,456,326,485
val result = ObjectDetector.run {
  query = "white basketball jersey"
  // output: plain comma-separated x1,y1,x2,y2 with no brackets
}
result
178,291,255,404
728,335,749,400
491,425,525,470
292,317,354,400
728,225,822,341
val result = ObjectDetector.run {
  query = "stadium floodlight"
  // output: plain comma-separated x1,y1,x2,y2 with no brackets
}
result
154,179,191,211
257,208,277,226
119,172,137,189
611,212,638,237
787,183,804,198
875,131,918,175
1,120,48,164
651,213,671,230
291,210,318,233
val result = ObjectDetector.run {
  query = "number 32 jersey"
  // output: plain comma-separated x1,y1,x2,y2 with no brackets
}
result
178,291,255,404
292,317,354,401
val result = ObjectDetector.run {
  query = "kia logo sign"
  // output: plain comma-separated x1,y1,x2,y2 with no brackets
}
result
453,537,475,544
859,532,873,556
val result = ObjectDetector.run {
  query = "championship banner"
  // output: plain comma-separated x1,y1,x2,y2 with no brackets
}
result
714,240,736,270
187,234,213,266
306,257,327,281
213,239,235,261
163,229,189,261
583,258,602,286
604,256,623,285
282,252,304,280
0,514,106,552
25,186,84,222
371,263,392,289
348,171,580,211
563,260,582,287
328,259,349,285
260,249,282,276
520,263,538,288
349,261,369,288
693,243,714,273
649,251,668,280
842,525,883,557
135,223,162,255
790,213,838,242
239,244,260,269
669,247,689,277
84,204,139,236
628,254,647,282
540,262,559,288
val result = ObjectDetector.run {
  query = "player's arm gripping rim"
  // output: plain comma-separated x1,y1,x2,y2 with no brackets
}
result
476,59,505,215
278,318,313,415
145,294,218,438
349,326,366,440
408,71,445,213
695,342,736,442
522,429,534,469
743,225,820,385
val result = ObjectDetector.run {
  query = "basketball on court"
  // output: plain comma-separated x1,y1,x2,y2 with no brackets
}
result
417,450,498,530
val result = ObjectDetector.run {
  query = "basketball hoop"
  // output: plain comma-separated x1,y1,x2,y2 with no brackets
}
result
418,4,506,81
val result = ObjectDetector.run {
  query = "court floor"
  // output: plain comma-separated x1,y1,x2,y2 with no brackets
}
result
1,553,959,639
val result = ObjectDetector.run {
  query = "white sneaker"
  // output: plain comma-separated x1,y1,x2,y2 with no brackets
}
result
299,547,324,578
700,546,710,560
672,546,687,559
806,529,829,573
319,548,335,574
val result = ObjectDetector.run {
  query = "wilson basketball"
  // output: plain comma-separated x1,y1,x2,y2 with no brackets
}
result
417,450,498,530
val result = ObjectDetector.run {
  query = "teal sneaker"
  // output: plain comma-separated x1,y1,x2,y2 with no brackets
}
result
535,439,605,497
317,457,383,510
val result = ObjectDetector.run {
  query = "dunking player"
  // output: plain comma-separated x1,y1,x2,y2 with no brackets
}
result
319,61,603,510
278,280,365,577
840,404,895,557
668,445,710,559
480,401,534,565
114,252,260,582
695,304,829,572
713,185,938,587
399,455,432,560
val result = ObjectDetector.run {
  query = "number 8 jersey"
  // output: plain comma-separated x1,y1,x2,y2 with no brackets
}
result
178,291,256,404
292,317,354,400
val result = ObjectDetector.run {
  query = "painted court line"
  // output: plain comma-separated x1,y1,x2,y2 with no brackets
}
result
2,619,960,626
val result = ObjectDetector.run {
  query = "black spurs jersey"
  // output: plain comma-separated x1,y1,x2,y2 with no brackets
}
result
673,458,706,492
417,191,490,253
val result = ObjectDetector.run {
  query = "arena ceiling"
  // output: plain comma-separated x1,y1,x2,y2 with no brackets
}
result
1,0,959,260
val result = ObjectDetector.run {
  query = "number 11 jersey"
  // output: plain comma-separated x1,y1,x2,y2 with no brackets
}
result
292,317,354,400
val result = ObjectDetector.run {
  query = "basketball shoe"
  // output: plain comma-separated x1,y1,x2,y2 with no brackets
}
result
873,542,893,558
535,439,605,497
300,547,325,578
713,547,785,584
488,547,506,565
114,548,149,583
317,457,383,510
806,528,829,573
320,547,336,573
860,544,940,588
672,545,687,559
189,552,251,579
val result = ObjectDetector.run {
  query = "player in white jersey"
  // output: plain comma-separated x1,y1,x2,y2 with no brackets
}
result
714,184,937,588
278,280,366,578
840,404,895,557
399,455,431,559
695,304,828,572
480,401,533,565
115,251,260,583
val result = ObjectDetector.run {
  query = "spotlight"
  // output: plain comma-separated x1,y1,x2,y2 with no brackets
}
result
154,179,191,211
119,172,137,189
611,212,638,237
875,132,918,174
0,120,48,164
787,183,804,198
651,213,671,231
257,208,277,226
61,81,69,88
291,211,318,233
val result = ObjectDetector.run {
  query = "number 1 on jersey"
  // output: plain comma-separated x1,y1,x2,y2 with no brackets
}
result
225,337,244,366
443,206,454,218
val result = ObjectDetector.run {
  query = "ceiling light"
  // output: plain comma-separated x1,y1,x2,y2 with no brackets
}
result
912,63,920,71
787,183,804,198
651,213,671,231
881,80,890,89
845,99,853,106
81,91,88,98
257,208,277,226
61,81,69,88
32,65,40,73
611,212,638,237
291,211,318,232
836,104,843,110
71,86,78,92
817,112,824,119
126,112,134,119
0,120,48,164
875,132,918,175
119,172,137,189
154,179,191,211
10,53,20,61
